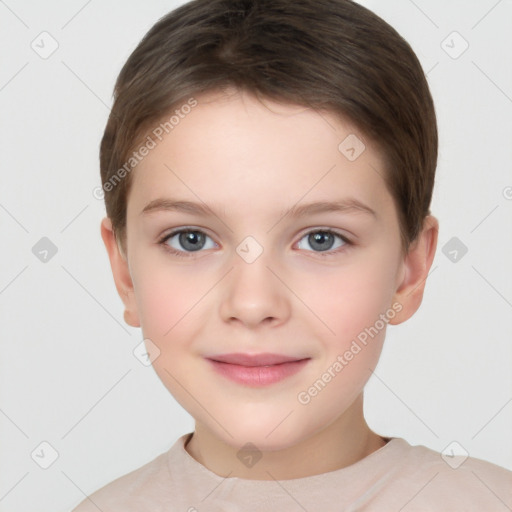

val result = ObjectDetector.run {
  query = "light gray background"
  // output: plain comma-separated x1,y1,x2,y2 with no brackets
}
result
1,1,511,511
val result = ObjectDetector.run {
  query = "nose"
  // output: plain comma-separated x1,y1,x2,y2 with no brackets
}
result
219,248,290,329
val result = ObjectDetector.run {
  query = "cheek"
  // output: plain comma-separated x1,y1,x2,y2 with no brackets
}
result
294,260,397,420
306,256,399,345
131,254,206,339
131,261,208,407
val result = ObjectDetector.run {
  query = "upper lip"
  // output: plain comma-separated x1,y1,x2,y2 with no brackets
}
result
207,353,308,367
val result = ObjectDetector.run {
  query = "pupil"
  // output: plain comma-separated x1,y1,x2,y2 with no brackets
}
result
310,231,333,251
180,231,204,251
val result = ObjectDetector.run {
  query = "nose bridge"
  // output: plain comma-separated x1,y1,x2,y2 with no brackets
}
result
219,235,289,326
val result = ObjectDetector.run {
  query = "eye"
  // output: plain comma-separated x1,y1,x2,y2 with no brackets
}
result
296,229,350,255
158,228,216,256
158,227,351,258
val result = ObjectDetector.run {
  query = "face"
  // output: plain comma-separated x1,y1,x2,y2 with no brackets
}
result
109,89,420,451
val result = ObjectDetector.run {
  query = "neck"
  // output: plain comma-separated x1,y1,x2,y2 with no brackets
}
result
184,394,388,480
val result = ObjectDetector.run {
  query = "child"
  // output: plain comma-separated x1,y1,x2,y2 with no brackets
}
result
73,0,512,509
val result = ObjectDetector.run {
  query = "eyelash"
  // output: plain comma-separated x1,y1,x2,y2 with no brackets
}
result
157,227,353,259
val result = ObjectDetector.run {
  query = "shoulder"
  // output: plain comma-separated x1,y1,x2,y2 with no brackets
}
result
385,439,512,510
70,447,174,512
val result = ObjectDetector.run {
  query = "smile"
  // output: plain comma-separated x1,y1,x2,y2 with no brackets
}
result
206,353,310,387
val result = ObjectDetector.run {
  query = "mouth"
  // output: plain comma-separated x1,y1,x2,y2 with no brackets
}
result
206,353,311,387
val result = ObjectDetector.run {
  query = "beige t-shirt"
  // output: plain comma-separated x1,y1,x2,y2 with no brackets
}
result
71,432,512,511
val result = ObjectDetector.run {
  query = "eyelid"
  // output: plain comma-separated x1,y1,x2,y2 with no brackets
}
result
296,226,352,242
294,228,352,257
158,226,353,258
158,226,351,245
158,226,219,247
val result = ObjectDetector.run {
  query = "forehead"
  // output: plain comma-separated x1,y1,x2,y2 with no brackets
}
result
127,90,392,220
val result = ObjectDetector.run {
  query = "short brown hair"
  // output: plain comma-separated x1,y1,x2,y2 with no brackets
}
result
100,0,437,256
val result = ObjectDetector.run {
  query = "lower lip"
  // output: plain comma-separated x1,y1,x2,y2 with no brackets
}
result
207,359,310,387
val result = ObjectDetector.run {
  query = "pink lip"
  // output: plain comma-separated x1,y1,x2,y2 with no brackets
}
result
206,353,310,387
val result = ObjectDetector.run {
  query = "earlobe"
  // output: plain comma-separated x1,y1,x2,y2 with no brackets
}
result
389,215,439,325
100,217,141,328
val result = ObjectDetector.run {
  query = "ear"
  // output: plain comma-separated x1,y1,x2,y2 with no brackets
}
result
389,215,438,325
100,217,140,328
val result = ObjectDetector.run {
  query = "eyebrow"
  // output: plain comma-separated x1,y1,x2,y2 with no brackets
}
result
140,197,377,219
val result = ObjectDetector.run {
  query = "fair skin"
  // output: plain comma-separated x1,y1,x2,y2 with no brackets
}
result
101,89,438,480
